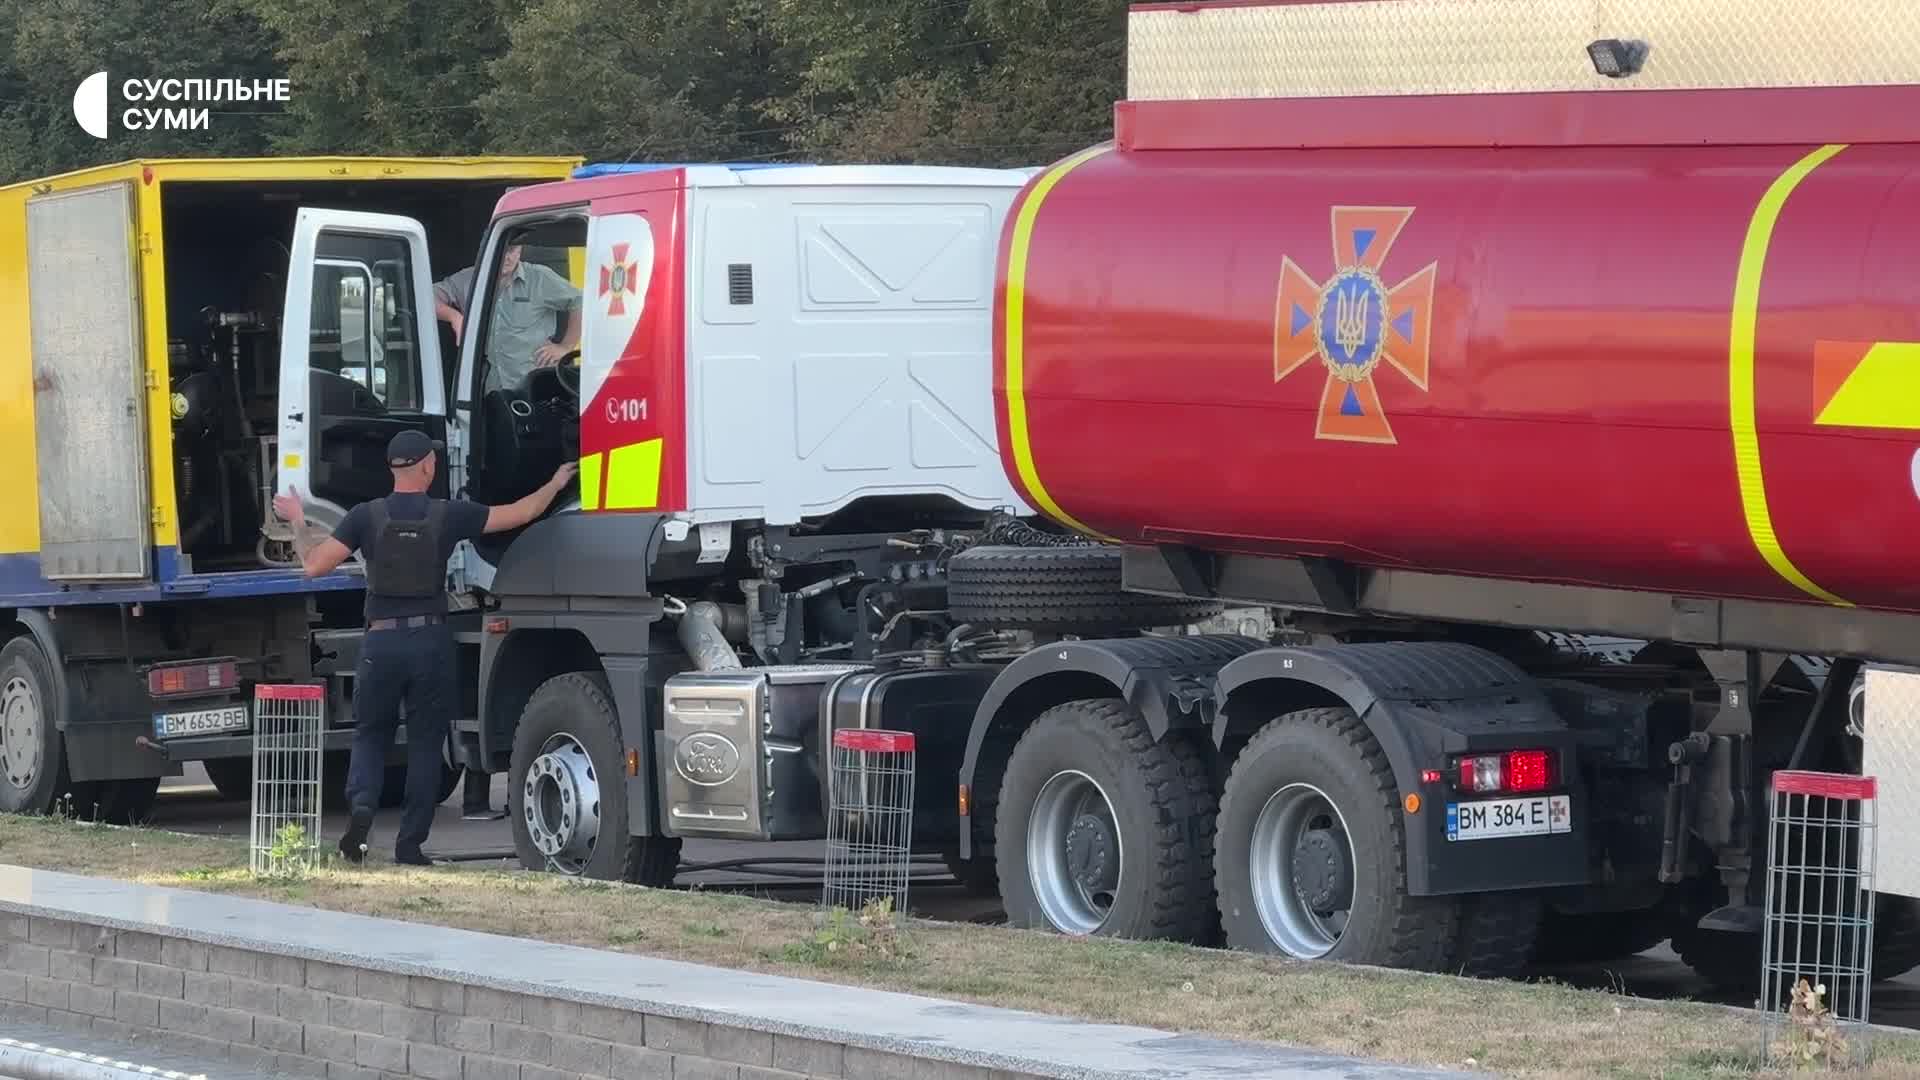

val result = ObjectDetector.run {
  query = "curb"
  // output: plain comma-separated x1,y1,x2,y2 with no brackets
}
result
0,1037,210,1080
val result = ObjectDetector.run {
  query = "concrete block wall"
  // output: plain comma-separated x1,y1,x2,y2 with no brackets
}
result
0,913,1016,1080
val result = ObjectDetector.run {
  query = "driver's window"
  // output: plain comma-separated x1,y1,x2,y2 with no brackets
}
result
310,230,424,412
472,225,585,396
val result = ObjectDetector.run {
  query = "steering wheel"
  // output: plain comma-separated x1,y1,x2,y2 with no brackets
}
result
551,351,582,399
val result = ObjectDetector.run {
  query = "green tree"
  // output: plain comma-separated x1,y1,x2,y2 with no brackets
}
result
236,0,505,154
479,0,785,162
758,0,1128,167
0,0,282,182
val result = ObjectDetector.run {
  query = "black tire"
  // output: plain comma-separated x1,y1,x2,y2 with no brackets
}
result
93,777,161,826
203,758,252,802
0,635,66,817
1214,707,1458,970
994,698,1215,942
1531,907,1670,967
946,545,1223,634
321,750,352,812
1444,891,1546,979
941,849,1000,898
509,672,682,886
1671,922,1760,994
1872,895,1920,980
377,731,460,809
1677,893,1920,994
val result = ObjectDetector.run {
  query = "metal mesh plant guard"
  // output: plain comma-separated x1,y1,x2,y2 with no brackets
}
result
822,729,917,914
1760,769,1879,1069
249,683,326,877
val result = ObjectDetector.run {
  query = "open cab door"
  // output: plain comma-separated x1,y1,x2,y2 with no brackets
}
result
276,209,451,550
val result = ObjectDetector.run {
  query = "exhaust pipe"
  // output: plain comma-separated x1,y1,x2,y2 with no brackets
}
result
678,601,744,671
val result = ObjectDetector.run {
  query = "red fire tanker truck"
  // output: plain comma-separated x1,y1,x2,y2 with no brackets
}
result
9,0,1920,996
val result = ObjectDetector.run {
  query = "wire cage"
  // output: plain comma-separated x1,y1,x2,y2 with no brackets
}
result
1760,769,1879,1070
822,729,917,916
249,683,327,878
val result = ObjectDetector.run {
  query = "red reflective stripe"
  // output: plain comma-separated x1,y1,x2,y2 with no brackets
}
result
833,729,916,753
255,684,325,702
1771,769,1876,800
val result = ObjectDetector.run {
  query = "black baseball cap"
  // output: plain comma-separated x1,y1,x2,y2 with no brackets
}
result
387,430,445,468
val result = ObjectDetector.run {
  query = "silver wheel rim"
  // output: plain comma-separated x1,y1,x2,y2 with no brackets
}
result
1249,782,1354,958
523,733,602,874
2,674,43,793
1026,769,1122,934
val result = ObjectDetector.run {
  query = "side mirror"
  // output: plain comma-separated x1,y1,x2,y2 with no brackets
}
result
338,275,370,378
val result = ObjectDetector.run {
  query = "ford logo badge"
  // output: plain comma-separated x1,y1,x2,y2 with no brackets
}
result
675,732,740,787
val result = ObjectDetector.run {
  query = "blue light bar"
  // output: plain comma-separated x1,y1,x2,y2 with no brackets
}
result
569,162,810,179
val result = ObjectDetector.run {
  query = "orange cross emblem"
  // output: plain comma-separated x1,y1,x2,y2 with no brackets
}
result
1273,207,1437,444
599,242,639,317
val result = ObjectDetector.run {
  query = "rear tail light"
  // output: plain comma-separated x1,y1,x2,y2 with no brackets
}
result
147,659,240,698
1454,750,1554,794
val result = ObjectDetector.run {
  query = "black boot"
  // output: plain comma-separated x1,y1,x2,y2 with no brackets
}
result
338,812,372,865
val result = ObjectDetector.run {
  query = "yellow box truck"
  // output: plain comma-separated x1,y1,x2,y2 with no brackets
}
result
0,155,579,821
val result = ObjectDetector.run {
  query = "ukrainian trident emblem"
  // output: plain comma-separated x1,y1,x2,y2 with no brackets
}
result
1273,207,1437,444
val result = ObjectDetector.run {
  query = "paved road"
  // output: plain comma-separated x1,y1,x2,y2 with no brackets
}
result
151,766,1001,923
148,768,1920,1027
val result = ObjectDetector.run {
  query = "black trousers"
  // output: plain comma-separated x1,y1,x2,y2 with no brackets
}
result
348,623,454,851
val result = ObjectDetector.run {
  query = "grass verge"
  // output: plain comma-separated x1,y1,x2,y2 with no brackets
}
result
2,813,1917,1079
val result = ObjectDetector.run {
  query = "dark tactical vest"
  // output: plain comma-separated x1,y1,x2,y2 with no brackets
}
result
364,498,448,600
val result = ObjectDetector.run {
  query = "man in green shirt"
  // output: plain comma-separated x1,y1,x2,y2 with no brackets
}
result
434,244,582,394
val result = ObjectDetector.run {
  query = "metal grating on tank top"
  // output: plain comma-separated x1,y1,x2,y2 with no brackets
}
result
728,263,754,305
1125,0,1920,100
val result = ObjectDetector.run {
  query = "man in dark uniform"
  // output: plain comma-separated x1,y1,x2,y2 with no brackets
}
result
274,430,576,865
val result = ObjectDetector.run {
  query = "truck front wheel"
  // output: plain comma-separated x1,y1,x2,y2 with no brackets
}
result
1214,707,1456,969
995,698,1215,942
508,672,681,886
0,635,64,816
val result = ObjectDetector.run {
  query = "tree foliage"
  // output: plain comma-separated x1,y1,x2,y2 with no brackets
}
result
0,0,1132,184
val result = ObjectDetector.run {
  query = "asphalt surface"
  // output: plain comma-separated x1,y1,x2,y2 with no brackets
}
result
146,767,1920,1029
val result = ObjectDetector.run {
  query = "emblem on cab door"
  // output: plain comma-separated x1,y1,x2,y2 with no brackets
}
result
1273,207,1437,444
599,241,639,317
673,732,741,787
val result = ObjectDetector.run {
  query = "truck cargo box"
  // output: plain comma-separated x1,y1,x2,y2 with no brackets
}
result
0,156,580,608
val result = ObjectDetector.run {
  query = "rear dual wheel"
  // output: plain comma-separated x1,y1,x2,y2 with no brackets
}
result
1213,706,1539,977
995,699,1216,943
994,699,1538,974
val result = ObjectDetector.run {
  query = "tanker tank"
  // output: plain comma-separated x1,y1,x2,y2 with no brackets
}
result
996,131,1920,619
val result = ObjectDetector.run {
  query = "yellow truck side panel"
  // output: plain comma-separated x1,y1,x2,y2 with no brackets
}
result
0,155,579,592
0,161,151,558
